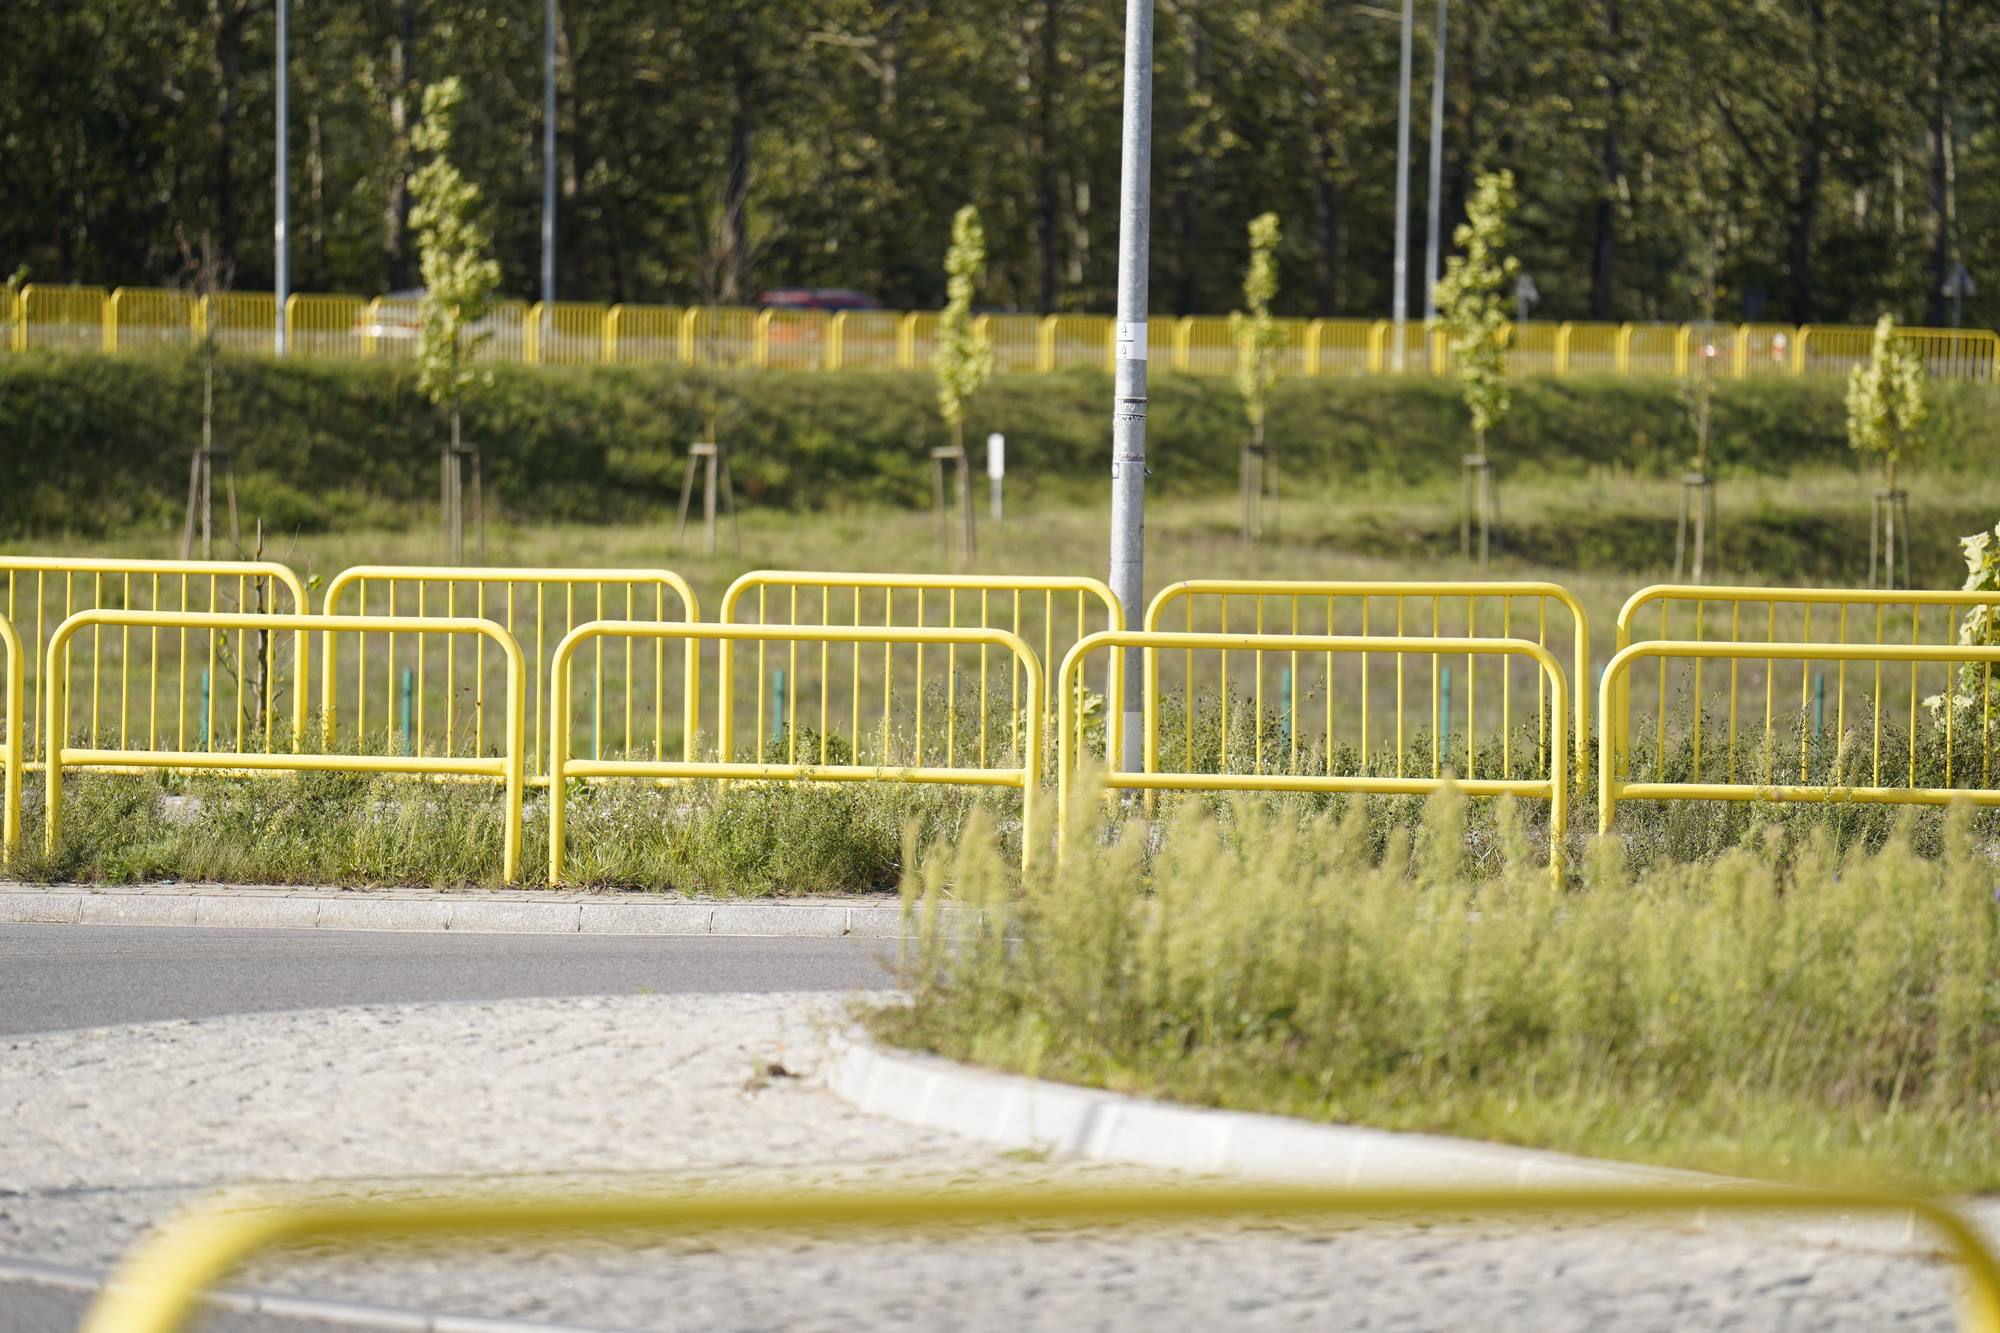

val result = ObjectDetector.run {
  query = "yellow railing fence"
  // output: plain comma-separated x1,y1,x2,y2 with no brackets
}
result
44,610,525,879
14,285,2000,383
1599,639,2000,833
719,570,1122,770
604,302,683,365
0,612,21,866
78,1179,2000,1333
320,566,700,783
18,283,108,352
755,306,831,371
548,621,1044,881
524,300,613,365
284,293,367,359
1041,313,1112,372
828,309,901,370
1059,629,1569,877
1146,579,1590,783
198,291,278,355
1308,317,1376,376
1613,584,2000,794
107,287,196,353
0,557,311,773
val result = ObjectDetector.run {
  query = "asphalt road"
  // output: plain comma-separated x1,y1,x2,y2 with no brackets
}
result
0,923,894,1036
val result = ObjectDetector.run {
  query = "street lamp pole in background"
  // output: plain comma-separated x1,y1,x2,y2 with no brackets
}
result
542,0,557,309
1108,0,1156,772
274,0,289,354
1422,0,1446,325
1391,0,1413,371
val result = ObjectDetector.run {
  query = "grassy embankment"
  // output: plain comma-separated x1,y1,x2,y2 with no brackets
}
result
878,790,2000,1190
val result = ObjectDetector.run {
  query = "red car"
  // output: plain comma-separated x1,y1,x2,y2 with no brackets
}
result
756,288,883,313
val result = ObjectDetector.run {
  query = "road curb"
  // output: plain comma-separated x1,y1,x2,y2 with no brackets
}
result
0,1252,619,1331
0,885,941,939
825,1031,1927,1252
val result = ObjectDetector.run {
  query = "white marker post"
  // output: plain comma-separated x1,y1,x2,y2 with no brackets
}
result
987,432,1005,521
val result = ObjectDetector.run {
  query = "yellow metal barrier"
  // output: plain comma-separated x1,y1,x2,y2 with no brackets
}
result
0,612,20,866
1059,630,1568,876
682,305,758,369
548,621,1044,880
44,610,524,878
321,566,700,782
198,291,277,354
18,283,108,351
1599,639,2000,833
603,303,683,364
107,287,195,353
86,1178,2000,1333
22,281,2000,385
1041,313,1112,372
0,557,311,773
829,309,901,370
284,293,366,358
720,570,1122,770
1146,579,1590,783
1613,583,2000,802
524,300,611,365
1307,317,1375,376
755,306,831,371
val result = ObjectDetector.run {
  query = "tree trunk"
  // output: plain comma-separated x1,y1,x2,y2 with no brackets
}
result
384,0,417,290
1036,0,1061,312
1925,0,1956,327
1309,130,1340,315
208,0,247,276
718,16,754,304
1588,0,1623,320
1782,0,1831,325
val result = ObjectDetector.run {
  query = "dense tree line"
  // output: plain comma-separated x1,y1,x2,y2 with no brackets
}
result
4,0,1996,326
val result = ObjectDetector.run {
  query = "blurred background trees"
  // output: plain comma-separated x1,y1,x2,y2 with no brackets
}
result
4,0,1996,326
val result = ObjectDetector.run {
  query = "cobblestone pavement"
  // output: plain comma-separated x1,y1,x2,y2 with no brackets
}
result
0,993,1968,1330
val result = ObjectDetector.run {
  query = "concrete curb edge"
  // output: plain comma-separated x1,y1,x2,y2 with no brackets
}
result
0,887,939,939
824,1030,1928,1253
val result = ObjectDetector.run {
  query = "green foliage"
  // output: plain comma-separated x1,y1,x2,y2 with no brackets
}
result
880,792,2000,1189
935,205,993,450
409,77,500,417
1228,212,1285,442
9,353,2000,565
1927,521,2000,718
1434,171,1519,449
1844,314,1930,488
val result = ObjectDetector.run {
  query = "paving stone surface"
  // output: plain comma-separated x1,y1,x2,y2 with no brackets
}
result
0,992,1969,1330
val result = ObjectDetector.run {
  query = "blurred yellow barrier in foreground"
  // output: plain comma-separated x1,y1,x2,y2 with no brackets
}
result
548,621,1044,882
82,1180,2000,1333
0,611,20,866
44,611,527,881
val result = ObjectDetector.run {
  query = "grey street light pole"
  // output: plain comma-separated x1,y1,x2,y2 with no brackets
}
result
1391,0,1414,371
542,0,557,309
274,0,289,355
1422,0,1446,325
1108,0,1156,772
